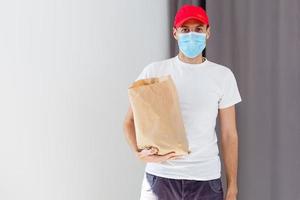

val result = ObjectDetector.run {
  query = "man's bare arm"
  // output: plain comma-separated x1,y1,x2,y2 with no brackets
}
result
219,105,239,198
123,105,142,154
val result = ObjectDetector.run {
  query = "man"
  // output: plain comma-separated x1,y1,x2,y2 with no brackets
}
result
123,4,242,200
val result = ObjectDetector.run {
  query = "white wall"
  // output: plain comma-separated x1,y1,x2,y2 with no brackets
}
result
0,1,170,199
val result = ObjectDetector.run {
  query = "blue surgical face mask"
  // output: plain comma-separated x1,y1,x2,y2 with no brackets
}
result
177,32,206,58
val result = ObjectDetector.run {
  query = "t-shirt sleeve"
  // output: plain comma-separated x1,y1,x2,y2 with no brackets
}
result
134,63,152,81
218,69,242,109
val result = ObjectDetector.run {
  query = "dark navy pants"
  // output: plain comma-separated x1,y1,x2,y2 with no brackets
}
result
140,172,224,200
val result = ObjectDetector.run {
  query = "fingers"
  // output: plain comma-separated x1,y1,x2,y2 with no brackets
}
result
157,152,185,162
137,148,183,163
161,151,176,157
139,147,159,157
156,151,176,161
169,155,184,160
149,147,159,155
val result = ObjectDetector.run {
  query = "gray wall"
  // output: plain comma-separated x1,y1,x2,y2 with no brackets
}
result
0,1,170,200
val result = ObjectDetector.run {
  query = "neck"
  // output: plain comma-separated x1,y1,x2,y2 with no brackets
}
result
178,52,205,64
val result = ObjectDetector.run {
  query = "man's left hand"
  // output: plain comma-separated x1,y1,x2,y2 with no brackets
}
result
225,186,238,200
225,192,237,200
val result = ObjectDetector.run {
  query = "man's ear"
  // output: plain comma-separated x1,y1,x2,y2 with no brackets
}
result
206,25,211,39
173,27,178,40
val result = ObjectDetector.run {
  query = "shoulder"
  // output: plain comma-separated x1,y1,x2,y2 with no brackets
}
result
206,60,232,73
206,60,236,79
143,57,174,72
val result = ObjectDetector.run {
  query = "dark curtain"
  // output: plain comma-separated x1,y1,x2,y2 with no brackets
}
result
169,0,300,199
207,0,300,199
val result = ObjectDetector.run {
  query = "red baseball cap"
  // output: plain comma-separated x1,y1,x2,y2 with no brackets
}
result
173,4,209,28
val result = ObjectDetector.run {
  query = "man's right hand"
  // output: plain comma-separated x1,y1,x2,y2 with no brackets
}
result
135,147,181,163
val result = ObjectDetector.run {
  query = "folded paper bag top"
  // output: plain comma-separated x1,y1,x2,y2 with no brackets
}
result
128,74,191,156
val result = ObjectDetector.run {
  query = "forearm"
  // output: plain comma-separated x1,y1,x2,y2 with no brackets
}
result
123,120,139,154
221,131,239,193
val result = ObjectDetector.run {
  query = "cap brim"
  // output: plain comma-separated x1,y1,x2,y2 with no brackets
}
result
175,16,208,28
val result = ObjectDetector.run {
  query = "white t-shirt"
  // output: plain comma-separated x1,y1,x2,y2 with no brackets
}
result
135,55,242,181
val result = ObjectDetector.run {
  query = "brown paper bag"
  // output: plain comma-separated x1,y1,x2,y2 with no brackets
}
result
128,74,190,156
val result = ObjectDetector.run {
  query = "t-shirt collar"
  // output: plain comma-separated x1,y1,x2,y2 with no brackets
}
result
174,55,208,68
